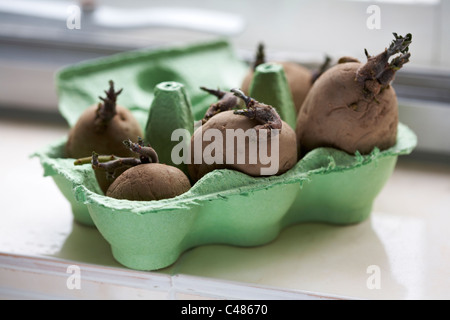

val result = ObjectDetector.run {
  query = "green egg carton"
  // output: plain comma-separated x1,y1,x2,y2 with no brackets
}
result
33,39,417,271
34,39,249,227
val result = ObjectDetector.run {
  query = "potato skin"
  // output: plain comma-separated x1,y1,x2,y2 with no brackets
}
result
65,104,144,193
65,104,143,158
295,62,398,156
187,110,298,182
106,163,191,201
242,61,313,115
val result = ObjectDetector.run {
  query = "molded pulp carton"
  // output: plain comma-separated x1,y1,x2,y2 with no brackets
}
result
33,40,417,271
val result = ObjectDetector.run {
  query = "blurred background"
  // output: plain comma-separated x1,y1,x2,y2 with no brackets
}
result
0,0,449,158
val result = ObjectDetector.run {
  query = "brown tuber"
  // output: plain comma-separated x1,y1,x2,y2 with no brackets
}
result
92,139,191,201
187,88,297,182
66,80,143,192
296,33,412,157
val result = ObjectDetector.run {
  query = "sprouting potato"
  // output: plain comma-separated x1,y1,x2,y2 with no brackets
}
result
296,33,412,157
90,139,191,201
66,80,143,192
241,43,331,115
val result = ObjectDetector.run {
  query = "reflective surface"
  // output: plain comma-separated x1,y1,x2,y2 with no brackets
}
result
1,117,449,299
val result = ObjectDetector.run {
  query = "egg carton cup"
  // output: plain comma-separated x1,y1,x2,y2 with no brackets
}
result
32,39,417,271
